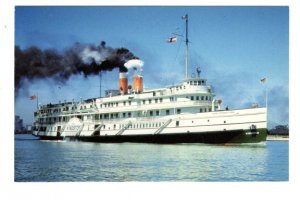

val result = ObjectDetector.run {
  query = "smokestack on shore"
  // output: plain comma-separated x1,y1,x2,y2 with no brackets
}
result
119,72,128,95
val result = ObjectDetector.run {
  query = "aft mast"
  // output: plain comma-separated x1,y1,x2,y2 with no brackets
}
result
182,14,189,80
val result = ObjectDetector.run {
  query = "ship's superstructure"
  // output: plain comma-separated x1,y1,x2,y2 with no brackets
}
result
32,14,267,143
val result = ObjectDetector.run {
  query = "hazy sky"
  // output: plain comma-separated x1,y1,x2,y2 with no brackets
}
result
15,6,289,128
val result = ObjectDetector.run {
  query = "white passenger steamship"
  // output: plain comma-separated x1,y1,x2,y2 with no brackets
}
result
32,15,267,143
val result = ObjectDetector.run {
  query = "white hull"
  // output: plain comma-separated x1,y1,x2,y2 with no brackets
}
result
33,107,267,143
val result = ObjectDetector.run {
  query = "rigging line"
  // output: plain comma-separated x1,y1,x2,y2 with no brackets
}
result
172,27,185,68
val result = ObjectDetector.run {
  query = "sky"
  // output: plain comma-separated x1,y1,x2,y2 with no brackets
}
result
14,6,289,128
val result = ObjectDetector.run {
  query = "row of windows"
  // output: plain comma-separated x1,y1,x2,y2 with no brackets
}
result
188,80,205,86
38,108,178,123
38,107,213,123
39,94,212,115
119,122,165,129
102,98,164,108
189,96,212,101
200,108,211,112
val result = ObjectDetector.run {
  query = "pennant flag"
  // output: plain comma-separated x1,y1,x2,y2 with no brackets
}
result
29,95,37,100
260,77,267,83
167,36,177,43
182,14,188,20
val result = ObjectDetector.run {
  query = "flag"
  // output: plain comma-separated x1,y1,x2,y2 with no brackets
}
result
167,36,177,43
29,95,37,100
260,77,267,83
182,14,188,20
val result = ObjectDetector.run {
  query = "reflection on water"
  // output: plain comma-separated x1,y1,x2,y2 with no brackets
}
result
15,135,288,181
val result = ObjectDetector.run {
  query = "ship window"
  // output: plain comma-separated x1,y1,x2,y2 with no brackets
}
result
176,121,180,127
156,110,159,116
150,111,153,116
155,99,158,103
204,108,207,112
191,96,194,101
159,98,163,103
177,109,181,114
123,101,126,106
194,81,197,85
153,92,156,96
166,110,170,115
200,108,203,113
129,101,131,105
196,96,199,101
143,100,146,104
224,121,226,124
209,108,211,112
116,102,118,107
201,96,204,100
149,99,152,104
123,113,126,118
128,112,131,118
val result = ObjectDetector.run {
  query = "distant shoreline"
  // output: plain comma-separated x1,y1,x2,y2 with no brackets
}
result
267,135,289,141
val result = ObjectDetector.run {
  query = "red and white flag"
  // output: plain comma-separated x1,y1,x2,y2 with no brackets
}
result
166,36,177,43
29,95,37,100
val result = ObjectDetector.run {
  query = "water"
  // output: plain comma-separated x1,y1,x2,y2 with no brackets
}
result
15,134,288,181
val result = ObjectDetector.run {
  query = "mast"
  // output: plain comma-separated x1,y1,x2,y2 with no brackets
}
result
99,71,102,97
183,14,189,80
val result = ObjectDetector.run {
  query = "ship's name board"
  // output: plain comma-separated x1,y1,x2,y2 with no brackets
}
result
66,125,82,131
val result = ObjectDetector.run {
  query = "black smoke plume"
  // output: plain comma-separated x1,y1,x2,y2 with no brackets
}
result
15,42,138,94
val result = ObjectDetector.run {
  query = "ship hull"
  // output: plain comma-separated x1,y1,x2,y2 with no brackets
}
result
36,128,267,144
38,135,64,140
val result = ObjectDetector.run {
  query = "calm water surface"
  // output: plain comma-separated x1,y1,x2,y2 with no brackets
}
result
15,134,288,181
